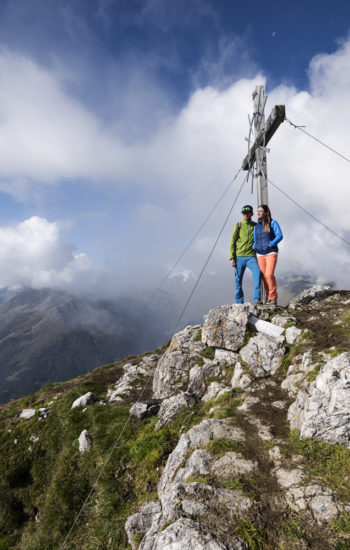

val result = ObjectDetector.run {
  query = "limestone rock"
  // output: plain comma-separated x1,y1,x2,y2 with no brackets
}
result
72,392,99,409
281,372,308,398
240,334,285,377
167,325,205,354
211,452,257,480
271,315,296,327
125,501,161,550
19,409,36,420
179,449,213,481
130,399,164,420
248,315,285,341
288,352,350,448
285,326,302,345
215,349,239,365
160,418,245,498
231,362,253,389
202,305,249,351
156,392,195,429
236,396,259,412
78,429,92,452
108,355,159,402
153,327,203,398
288,284,332,309
38,407,50,418
201,382,231,403
188,362,223,398
275,467,345,523
139,517,247,550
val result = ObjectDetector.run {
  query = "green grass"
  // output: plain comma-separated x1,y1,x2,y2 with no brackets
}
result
185,476,210,485
281,520,306,542
203,391,242,420
205,438,246,457
288,430,350,502
233,520,266,549
0,376,189,550
332,514,350,535
324,347,348,358
307,363,322,382
279,342,305,377
222,479,243,490
200,346,216,360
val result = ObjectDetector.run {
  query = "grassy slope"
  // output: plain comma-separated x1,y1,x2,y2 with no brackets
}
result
0,302,350,549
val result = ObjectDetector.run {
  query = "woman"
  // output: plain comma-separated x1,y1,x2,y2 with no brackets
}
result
253,204,283,305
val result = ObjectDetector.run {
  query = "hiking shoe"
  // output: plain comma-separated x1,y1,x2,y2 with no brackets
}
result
267,300,277,305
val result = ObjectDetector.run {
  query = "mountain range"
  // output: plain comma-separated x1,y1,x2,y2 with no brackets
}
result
0,274,316,404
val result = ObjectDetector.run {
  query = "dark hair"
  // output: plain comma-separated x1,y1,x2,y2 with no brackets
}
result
258,204,271,232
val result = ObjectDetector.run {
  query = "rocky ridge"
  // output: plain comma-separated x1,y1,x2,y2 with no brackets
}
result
123,286,350,549
1,285,350,549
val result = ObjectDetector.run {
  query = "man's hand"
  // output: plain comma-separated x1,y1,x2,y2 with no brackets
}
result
230,259,236,268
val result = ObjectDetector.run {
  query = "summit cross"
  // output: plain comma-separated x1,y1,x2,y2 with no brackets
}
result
242,85,285,206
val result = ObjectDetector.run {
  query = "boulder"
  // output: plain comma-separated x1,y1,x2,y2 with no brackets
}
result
71,392,98,409
125,501,161,550
156,392,195,429
19,409,36,420
108,355,159,402
248,315,285,341
285,326,302,345
240,334,285,377
78,429,92,452
202,305,249,351
153,327,204,398
271,315,296,327
288,284,332,309
130,399,164,420
231,362,253,389
188,363,223,398
288,352,350,448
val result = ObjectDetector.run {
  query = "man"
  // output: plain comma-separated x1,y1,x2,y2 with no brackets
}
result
229,205,261,304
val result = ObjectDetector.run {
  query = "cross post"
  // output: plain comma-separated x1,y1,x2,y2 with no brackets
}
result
241,85,285,303
242,85,285,207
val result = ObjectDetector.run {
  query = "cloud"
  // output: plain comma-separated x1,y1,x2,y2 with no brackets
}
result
1,37,350,295
0,216,102,291
0,50,128,189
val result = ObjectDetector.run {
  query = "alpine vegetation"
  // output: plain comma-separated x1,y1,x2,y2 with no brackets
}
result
0,285,349,549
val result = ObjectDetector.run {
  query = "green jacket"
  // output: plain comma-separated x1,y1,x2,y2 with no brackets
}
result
229,219,256,259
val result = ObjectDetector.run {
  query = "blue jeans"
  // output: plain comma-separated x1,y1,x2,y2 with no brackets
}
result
234,256,261,303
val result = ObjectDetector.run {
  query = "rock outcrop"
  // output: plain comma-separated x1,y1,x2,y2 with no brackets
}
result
288,352,350,448
125,288,350,549
2,284,350,550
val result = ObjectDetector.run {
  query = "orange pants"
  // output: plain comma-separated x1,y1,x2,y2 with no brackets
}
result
257,254,278,301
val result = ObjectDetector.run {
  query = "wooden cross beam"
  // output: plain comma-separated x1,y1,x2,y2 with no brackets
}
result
241,85,285,205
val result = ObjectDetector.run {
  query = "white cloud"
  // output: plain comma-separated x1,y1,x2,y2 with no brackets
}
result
1,39,350,292
0,216,101,291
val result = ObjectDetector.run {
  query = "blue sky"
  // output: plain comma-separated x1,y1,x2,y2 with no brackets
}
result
0,0,350,298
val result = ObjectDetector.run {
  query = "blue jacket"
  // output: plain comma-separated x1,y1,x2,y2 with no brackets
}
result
253,219,283,255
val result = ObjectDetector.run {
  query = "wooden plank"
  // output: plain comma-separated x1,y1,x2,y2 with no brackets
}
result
242,104,285,170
